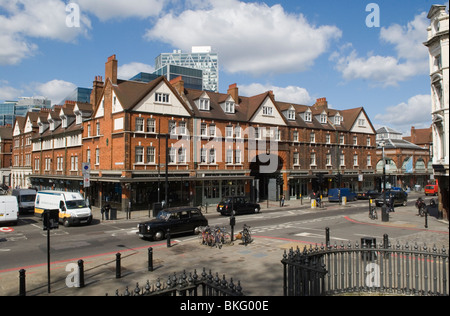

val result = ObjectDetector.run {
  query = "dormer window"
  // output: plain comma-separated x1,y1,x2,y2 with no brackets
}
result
320,113,327,124
224,101,235,113
304,110,312,122
288,109,295,120
199,98,210,111
61,116,68,128
334,114,342,125
76,113,82,124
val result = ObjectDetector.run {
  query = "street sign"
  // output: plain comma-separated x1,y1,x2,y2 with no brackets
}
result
82,162,90,188
82,162,91,175
83,176,90,188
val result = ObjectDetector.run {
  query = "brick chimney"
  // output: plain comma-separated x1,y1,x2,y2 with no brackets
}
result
315,97,328,108
105,55,118,85
411,126,416,143
170,76,185,95
90,75,104,106
228,83,239,103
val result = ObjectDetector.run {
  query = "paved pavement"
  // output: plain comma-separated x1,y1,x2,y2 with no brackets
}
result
0,192,447,296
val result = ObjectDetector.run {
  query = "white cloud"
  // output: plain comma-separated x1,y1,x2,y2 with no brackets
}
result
240,83,313,105
118,62,155,79
74,0,165,21
0,0,91,65
332,12,429,87
374,94,432,133
0,82,23,101
34,80,77,105
145,0,342,75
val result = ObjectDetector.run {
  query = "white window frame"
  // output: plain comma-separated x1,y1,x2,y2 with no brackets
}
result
263,106,273,116
135,147,144,163
199,98,210,111
147,147,155,164
136,117,144,132
225,101,235,113
226,149,233,164
147,119,156,133
155,93,170,104
235,149,242,164
293,152,299,166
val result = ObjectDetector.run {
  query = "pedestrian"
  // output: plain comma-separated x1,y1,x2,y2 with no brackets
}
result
388,194,395,212
281,194,285,207
104,203,111,220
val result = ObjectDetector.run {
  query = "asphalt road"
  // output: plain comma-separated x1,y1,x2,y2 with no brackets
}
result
0,194,440,273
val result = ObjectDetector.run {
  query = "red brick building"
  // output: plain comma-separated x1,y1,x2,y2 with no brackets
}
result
17,55,377,211
0,126,13,186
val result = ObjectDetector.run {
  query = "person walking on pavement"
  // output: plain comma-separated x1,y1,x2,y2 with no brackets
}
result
102,203,111,220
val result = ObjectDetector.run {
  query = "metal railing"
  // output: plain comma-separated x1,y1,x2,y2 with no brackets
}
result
282,239,448,296
107,268,244,296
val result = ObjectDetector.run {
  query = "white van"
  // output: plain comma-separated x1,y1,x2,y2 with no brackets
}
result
35,190,92,227
12,189,37,214
0,196,19,226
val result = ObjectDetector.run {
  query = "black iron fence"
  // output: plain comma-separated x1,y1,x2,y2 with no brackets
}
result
107,268,244,296
282,239,448,296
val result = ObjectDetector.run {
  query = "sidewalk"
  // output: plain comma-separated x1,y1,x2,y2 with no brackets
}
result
1,192,447,296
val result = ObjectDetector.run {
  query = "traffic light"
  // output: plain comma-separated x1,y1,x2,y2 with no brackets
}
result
43,209,59,231
334,173,342,187
276,175,284,187
317,173,324,184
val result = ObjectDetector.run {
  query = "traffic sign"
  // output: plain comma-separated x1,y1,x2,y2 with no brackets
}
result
82,162,91,175
83,176,90,188
82,162,90,188
0,227,14,233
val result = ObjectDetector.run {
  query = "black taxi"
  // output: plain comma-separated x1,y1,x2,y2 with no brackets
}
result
137,207,208,241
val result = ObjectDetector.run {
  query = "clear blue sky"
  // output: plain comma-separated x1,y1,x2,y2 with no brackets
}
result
0,0,448,135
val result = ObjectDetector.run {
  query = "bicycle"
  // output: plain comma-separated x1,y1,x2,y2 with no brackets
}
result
199,226,214,246
199,225,231,248
240,224,253,246
213,226,231,249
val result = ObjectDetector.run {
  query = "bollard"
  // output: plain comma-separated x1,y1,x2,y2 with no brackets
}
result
425,210,428,229
167,229,171,248
19,269,26,296
148,247,153,272
77,259,85,288
325,227,330,248
383,234,389,249
383,234,390,259
116,253,121,279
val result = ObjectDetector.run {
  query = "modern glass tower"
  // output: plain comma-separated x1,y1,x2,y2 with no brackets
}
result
155,46,219,92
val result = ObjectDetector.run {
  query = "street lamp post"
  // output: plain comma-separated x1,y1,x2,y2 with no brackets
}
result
378,141,389,222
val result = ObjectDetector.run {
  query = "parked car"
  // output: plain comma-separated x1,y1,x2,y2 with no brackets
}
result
328,188,358,202
137,207,207,241
217,196,260,216
375,190,408,207
357,190,381,200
